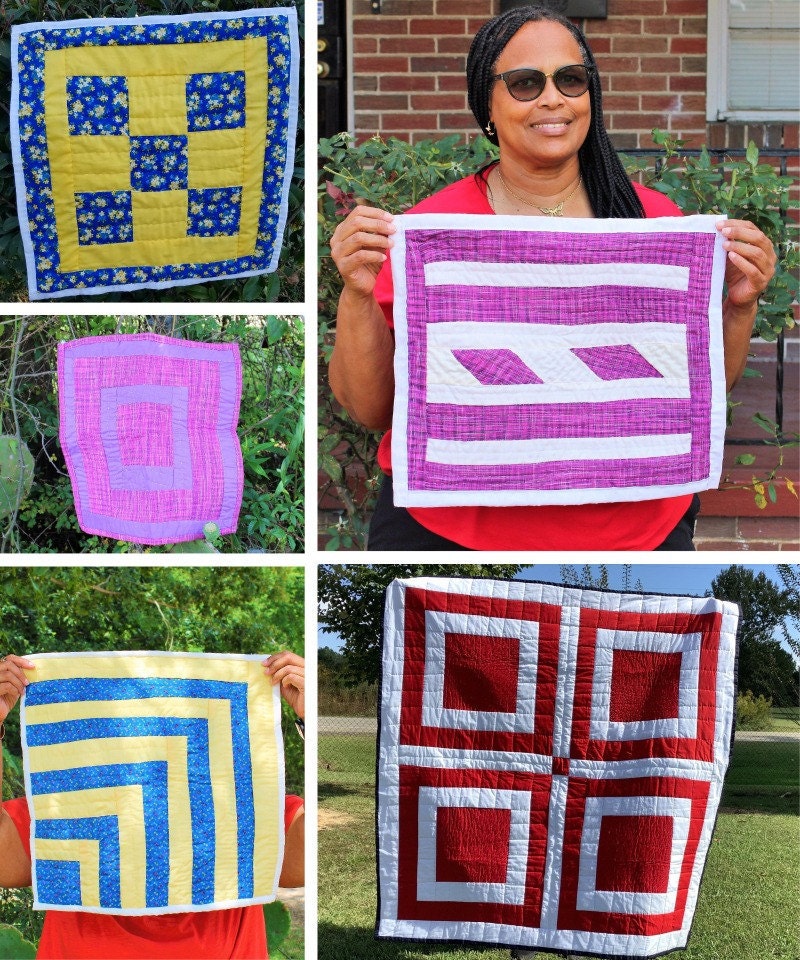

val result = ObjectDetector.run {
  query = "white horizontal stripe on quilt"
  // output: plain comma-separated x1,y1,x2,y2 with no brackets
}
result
395,745,714,781
423,610,538,733
426,322,690,404
590,629,702,742
424,261,690,290
416,786,531,904
426,433,692,466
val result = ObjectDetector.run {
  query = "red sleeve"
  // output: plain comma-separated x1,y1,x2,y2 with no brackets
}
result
633,182,683,217
3,797,31,859
284,793,303,830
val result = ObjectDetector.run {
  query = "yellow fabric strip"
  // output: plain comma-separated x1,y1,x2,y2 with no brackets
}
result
35,838,100,908
128,75,188,137
33,786,145,908
69,135,131,193
187,128,247,188
237,36,268,258
43,49,80,273
30,655,258,684
244,659,281,895
61,40,249,79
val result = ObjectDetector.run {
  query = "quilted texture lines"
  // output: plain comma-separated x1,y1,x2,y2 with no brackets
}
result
11,9,298,298
390,214,727,507
377,577,739,956
21,652,284,915
58,334,243,544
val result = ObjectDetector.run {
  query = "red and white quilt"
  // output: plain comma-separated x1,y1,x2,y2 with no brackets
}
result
377,577,739,957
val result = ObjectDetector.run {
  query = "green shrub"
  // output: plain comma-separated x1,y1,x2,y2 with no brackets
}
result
0,315,304,553
0,0,304,303
318,131,798,546
736,689,774,730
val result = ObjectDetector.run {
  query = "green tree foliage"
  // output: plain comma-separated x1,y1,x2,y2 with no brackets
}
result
0,315,304,553
0,566,304,792
0,0,304,304
710,565,799,707
775,564,800,659
318,565,523,685
559,564,643,591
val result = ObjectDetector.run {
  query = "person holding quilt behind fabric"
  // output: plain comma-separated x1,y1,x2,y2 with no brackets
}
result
0,652,304,960
328,4,776,552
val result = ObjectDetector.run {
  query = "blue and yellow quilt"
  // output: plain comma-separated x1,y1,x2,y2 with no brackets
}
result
11,9,298,299
21,652,284,915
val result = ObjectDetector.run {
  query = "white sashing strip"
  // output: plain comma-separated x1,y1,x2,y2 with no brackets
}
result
426,322,690,405
427,433,692,466
424,262,690,290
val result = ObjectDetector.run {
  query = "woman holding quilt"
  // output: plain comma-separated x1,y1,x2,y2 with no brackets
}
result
328,4,776,552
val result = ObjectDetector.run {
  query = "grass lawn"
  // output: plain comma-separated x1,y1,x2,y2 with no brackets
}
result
319,735,800,960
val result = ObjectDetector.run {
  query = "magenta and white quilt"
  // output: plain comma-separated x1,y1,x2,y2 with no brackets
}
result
390,215,727,507
58,334,242,544
377,576,739,956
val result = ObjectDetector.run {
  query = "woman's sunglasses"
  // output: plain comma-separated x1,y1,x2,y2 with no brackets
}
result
492,64,593,101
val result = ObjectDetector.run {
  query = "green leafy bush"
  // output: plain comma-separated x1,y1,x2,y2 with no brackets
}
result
736,689,774,730
0,0,304,303
0,315,304,552
318,132,798,546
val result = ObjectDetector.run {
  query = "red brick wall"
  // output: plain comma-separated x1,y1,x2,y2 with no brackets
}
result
350,0,799,153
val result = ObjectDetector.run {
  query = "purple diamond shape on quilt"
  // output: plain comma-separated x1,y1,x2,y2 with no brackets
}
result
453,349,543,386
390,214,727,507
571,344,664,381
58,334,243,544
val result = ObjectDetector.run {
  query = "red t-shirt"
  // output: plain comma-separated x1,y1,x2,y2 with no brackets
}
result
373,173,692,550
3,795,304,960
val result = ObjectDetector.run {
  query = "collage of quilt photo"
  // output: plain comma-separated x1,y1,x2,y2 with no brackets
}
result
0,1,797,959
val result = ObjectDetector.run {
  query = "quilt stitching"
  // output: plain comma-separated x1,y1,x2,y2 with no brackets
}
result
390,215,727,507
21,652,284,915
377,577,739,956
11,9,298,299
58,334,243,545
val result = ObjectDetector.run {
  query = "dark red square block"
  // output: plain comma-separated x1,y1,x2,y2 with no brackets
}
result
595,814,674,894
609,649,682,722
443,632,520,714
435,806,512,884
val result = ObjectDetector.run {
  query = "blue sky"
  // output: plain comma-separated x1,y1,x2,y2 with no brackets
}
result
319,564,797,652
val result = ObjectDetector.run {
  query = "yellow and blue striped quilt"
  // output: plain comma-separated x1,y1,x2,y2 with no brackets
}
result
21,652,284,915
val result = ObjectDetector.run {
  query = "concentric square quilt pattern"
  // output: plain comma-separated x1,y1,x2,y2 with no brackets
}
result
390,214,727,507
58,334,243,544
21,652,284,915
377,577,739,957
11,8,298,299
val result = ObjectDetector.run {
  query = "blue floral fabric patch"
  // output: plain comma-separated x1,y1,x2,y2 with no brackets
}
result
130,135,189,192
186,71,246,131
11,9,299,300
75,191,134,245
67,75,129,136
187,187,242,237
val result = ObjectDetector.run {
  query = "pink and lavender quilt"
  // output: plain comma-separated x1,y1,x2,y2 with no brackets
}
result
377,576,739,957
58,334,242,544
390,215,727,507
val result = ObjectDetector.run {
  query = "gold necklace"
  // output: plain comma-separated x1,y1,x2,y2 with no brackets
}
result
496,169,583,216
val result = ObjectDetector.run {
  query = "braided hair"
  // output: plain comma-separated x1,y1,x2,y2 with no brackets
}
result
467,4,644,218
